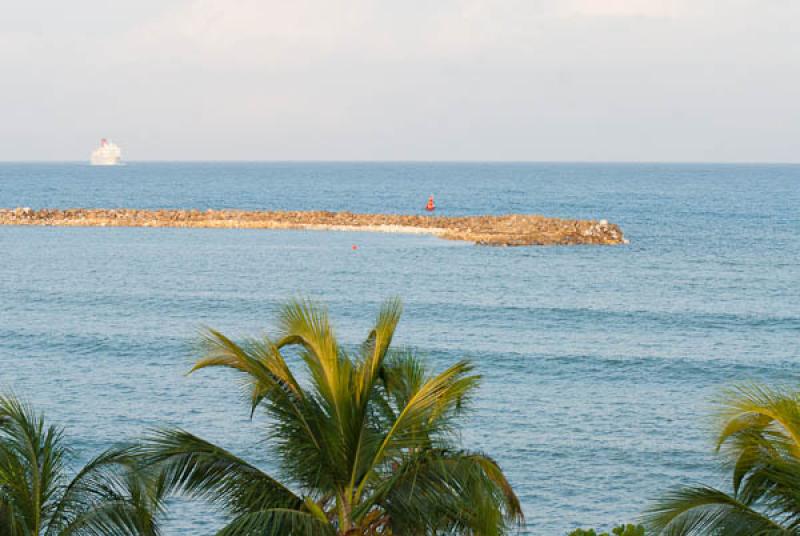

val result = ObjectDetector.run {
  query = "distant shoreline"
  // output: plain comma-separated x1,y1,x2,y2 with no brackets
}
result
0,207,626,247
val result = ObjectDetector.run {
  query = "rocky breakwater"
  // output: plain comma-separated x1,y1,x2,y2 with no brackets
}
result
0,207,626,246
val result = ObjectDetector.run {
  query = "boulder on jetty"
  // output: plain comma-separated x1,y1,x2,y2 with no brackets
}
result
0,208,626,247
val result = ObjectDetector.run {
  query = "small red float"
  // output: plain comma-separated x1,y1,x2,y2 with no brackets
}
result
425,195,436,212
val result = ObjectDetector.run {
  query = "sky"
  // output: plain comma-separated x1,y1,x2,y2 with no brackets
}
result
1,0,799,162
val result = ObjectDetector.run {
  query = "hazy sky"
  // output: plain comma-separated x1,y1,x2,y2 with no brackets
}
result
2,0,799,161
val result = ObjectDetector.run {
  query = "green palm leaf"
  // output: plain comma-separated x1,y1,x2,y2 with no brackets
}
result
138,429,302,515
146,298,523,535
649,384,800,536
216,509,336,536
358,448,523,535
0,395,162,536
645,485,788,535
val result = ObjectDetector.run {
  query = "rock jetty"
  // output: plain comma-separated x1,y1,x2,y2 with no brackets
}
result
0,207,626,246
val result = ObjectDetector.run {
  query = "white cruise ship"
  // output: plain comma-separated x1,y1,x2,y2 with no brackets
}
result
90,138,122,166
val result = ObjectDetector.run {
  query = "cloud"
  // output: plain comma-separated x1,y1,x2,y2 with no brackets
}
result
120,0,703,71
561,0,683,17
123,0,429,66
2,0,800,160
121,0,583,67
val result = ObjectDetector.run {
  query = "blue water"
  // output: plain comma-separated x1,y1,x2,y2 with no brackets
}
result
0,162,798,534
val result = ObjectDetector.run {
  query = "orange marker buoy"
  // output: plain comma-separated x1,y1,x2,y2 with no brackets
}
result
352,245,358,250
425,195,436,212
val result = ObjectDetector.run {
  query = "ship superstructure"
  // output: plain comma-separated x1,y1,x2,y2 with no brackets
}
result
90,138,122,166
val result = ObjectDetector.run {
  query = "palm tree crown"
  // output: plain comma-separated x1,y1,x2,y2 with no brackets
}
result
646,384,800,535
0,395,161,536
142,298,523,535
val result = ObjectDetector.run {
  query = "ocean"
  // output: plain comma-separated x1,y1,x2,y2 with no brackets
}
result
0,162,798,534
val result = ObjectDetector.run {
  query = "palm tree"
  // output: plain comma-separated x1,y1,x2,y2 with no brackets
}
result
140,298,523,535
0,395,162,535
646,384,800,535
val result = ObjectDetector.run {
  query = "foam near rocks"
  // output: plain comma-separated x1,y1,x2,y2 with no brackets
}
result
0,208,626,246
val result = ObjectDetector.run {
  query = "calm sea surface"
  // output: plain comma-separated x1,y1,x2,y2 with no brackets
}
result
0,162,798,534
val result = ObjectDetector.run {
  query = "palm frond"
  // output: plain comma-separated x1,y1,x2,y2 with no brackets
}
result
338,299,404,503
148,299,521,536
0,395,67,535
0,395,163,536
193,329,304,415
717,385,800,457
275,299,348,417
645,485,787,535
378,352,428,419
55,499,159,536
358,448,523,535
191,329,341,492
138,429,302,515
216,508,335,536
46,446,163,536
361,359,479,489
356,297,403,405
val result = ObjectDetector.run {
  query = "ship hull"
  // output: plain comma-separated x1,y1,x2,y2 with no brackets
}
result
90,159,121,166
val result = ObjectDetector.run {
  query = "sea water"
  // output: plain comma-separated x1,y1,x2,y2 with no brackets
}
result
0,162,798,534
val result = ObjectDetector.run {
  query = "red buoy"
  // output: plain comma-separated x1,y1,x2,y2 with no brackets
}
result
425,195,436,212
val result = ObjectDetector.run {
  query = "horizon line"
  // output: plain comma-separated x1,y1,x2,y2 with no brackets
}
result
1,159,800,166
